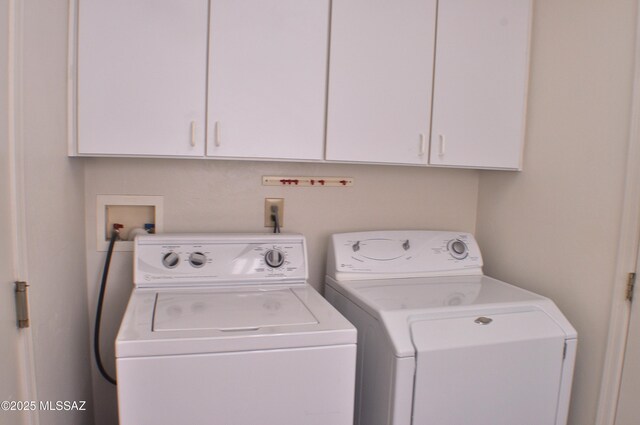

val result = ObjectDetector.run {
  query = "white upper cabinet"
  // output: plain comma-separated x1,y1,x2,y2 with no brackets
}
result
429,0,532,170
206,0,329,160
77,0,208,156
325,0,437,165
74,0,532,170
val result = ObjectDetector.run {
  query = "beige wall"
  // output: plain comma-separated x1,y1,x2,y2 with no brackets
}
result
17,0,94,424
83,158,479,424
476,1,638,425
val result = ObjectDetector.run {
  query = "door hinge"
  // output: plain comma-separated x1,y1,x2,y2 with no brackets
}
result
626,272,636,303
14,281,30,328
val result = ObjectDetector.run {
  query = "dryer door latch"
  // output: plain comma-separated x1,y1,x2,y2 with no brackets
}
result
474,316,492,325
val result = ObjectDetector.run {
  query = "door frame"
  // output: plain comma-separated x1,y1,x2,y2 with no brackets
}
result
596,3,640,424
5,0,39,423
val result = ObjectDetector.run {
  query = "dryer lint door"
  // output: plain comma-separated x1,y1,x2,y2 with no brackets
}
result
410,310,566,425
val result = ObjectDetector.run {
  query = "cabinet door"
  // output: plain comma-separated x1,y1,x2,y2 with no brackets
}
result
430,0,532,170
325,0,437,165
207,0,329,160
77,0,208,156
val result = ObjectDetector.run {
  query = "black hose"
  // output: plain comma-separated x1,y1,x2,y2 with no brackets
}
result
94,229,118,385
271,205,281,234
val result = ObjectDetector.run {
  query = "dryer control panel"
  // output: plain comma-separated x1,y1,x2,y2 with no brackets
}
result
134,234,308,287
327,231,483,281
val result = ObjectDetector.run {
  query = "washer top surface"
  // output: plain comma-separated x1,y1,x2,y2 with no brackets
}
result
153,288,318,332
118,283,356,358
117,233,356,359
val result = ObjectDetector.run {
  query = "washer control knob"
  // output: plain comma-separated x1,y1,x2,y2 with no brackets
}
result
447,239,469,260
264,249,285,268
352,241,360,252
402,240,410,251
188,252,207,268
162,251,180,269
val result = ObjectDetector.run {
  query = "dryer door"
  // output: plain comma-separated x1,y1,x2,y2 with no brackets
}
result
410,309,566,425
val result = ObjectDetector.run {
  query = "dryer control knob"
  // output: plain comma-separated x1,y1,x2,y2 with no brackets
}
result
264,249,285,268
188,252,207,268
162,251,180,268
447,239,469,260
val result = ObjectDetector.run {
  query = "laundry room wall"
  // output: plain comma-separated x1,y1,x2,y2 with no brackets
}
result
13,1,94,424
475,1,637,425
83,158,479,425
15,1,636,425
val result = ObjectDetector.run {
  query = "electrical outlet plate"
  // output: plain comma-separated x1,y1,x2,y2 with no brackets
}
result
96,195,164,251
264,198,284,228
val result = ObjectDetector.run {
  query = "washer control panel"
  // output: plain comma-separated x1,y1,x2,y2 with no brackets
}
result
134,234,308,287
329,230,483,278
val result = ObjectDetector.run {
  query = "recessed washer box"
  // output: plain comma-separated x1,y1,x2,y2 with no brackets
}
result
96,195,164,251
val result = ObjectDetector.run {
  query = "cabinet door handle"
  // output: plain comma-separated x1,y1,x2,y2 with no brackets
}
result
439,134,446,156
190,121,197,147
214,121,221,147
419,133,426,156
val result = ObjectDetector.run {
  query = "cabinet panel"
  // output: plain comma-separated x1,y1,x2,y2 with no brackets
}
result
430,0,532,170
207,0,329,160
326,0,437,165
77,0,208,156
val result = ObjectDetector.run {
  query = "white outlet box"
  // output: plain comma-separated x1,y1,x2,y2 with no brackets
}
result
264,198,284,228
96,195,164,251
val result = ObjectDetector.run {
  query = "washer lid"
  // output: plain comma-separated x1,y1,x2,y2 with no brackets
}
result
116,284,356,358
153,289,318,331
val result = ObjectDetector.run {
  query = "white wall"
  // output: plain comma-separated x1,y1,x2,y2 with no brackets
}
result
475,1,638,425
83,158,479,424
18,0,94,423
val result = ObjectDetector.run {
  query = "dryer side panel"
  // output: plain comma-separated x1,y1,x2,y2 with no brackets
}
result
325,285,413,425
410,310,566,425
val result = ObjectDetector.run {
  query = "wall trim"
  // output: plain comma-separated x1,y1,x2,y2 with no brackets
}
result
66,0,77,156
7,0,39,424
596,4,640,425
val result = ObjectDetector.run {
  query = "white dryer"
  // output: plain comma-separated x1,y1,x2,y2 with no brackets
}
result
324,230,577,425
116,233,356,425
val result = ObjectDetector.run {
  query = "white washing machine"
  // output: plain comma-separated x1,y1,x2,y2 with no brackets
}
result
116,233,356,425
324,230,577,425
